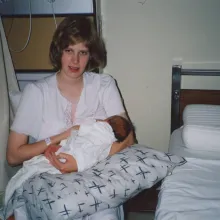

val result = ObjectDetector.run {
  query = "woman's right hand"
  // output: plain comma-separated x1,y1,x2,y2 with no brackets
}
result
7,128,72,166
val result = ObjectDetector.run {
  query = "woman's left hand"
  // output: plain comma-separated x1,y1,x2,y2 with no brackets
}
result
47,152,78,173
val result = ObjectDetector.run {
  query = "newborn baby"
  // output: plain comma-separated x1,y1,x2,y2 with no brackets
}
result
56,115,133,171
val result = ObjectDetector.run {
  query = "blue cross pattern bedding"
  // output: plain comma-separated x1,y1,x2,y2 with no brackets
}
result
0,144,185,220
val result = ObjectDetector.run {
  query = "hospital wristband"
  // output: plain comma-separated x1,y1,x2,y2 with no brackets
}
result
45,137,52,146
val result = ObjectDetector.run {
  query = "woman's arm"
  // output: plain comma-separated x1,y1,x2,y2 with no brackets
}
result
46,123,134,174
7,129,71,166
45,116,134,173
109,130,135,156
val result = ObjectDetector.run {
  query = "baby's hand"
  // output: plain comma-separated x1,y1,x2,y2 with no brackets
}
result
44,145,61,159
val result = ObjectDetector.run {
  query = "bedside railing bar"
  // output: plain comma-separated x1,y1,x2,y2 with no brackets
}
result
181,69,220,76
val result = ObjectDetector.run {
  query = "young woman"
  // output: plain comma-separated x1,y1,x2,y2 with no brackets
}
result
7,16,134,219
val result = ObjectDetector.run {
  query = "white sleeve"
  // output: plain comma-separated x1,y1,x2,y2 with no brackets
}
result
11,83,43,140
101,75,125,117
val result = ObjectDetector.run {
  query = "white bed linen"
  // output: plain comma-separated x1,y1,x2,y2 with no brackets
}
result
169,127,220,160
155,157,220,220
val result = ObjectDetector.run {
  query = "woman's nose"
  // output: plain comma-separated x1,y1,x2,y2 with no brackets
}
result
72,53,79,64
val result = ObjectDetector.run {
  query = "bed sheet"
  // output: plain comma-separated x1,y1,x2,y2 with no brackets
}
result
155,157,220,220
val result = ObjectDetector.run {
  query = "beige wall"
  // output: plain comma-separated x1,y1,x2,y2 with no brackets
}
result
101,0,220,151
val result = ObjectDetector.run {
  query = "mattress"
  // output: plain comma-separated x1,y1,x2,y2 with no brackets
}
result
155,157,220,220
169,127,220,160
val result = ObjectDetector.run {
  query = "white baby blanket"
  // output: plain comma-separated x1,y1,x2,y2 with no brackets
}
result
4,121,116,204
57,121,116,171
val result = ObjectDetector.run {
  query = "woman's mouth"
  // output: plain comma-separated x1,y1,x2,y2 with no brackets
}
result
69,66,80,73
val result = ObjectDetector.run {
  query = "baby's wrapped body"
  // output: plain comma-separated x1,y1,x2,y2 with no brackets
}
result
56,115,132,171
57,121,117,171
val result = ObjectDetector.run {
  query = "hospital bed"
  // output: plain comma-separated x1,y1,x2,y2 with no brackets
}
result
155,65,220,220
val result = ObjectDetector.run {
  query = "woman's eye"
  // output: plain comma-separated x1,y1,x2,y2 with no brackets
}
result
64,49,72,53
79,51,89,56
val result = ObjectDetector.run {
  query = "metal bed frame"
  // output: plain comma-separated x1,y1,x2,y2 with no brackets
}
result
171,65,220,133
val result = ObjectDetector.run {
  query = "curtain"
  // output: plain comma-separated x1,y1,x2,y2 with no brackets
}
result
0,16,20,192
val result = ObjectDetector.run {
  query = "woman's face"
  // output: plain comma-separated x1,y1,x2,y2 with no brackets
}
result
60,42,90,80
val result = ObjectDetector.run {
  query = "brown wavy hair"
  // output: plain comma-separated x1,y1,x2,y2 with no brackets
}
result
49,16,107,71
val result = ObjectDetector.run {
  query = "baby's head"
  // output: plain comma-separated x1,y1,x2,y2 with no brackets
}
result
105,115,133,142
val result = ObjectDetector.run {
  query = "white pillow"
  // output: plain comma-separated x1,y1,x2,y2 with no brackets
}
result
182,104,220,151
9,91,22,115
182,125,220,151
183,104,220,126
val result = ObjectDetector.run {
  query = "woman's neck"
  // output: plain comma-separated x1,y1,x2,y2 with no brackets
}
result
56,71,83,86
56,72,84,103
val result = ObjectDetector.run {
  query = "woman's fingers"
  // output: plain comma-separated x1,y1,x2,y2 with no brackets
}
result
56,153,78,173
57,153,69,159
47,153,69,173
50,153,63,168
47,152,77,173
